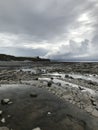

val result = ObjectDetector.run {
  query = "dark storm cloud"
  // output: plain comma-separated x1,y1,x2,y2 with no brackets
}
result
0,0,98,60
0,0,94,41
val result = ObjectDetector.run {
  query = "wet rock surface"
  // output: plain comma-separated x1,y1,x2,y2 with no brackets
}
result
0,62,98,129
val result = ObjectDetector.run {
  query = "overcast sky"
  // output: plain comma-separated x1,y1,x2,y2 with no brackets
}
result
0,0,98,61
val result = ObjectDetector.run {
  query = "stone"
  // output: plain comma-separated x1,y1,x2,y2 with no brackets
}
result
92,101,96,106
1,118,6,123
65,74,69,78
7,115,11,118
92,109,98,117
69,76,74,79
57,82,61,86
35,78,39,80
47,112,51,115
32,127,41,130
7,101,13,105
88,81,96,85
30,93,38,98
1,99,11,105
51,77,54,80
47,81,52,87
95,105,98,110
90,98,96,106
78,86,85,91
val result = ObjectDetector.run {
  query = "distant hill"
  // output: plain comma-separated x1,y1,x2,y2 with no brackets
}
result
0,54,50,62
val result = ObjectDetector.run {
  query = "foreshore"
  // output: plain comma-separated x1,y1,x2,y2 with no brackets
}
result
0,61,98,130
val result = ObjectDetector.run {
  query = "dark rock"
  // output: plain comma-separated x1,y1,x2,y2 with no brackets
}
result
78,86,85,91
95,106,98,110
65,75,74,79
57,82,61,86
51,77,54,80
88,81,96,85
47,81,52,87
34,78,39,80
65,74,69,78
30,93,38,98
90,98,96,106
69,76,74,79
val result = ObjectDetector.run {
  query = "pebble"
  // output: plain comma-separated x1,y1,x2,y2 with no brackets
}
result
32,127,41,130
47,112,51,115
1,118,6,123
7,115,11,118
30,93,38,98
47,81,52,87
7,101,13,105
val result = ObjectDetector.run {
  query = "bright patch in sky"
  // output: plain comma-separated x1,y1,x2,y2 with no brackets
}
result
78,13,89,22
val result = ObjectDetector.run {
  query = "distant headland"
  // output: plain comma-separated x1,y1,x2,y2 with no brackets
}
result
0,54,50,62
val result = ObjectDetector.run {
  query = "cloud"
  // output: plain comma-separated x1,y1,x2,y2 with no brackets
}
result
45,39,90,60
0,0,96,40
0,47,48,57
0,0,98,61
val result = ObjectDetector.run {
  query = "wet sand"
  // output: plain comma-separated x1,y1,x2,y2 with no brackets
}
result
0,85,98,130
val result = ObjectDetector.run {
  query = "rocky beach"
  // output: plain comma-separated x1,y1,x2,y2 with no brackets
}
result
0,61,98,130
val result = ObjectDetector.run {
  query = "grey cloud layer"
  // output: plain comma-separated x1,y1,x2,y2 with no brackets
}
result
0,47,48,57
0,0,94,40
0,0,98,60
